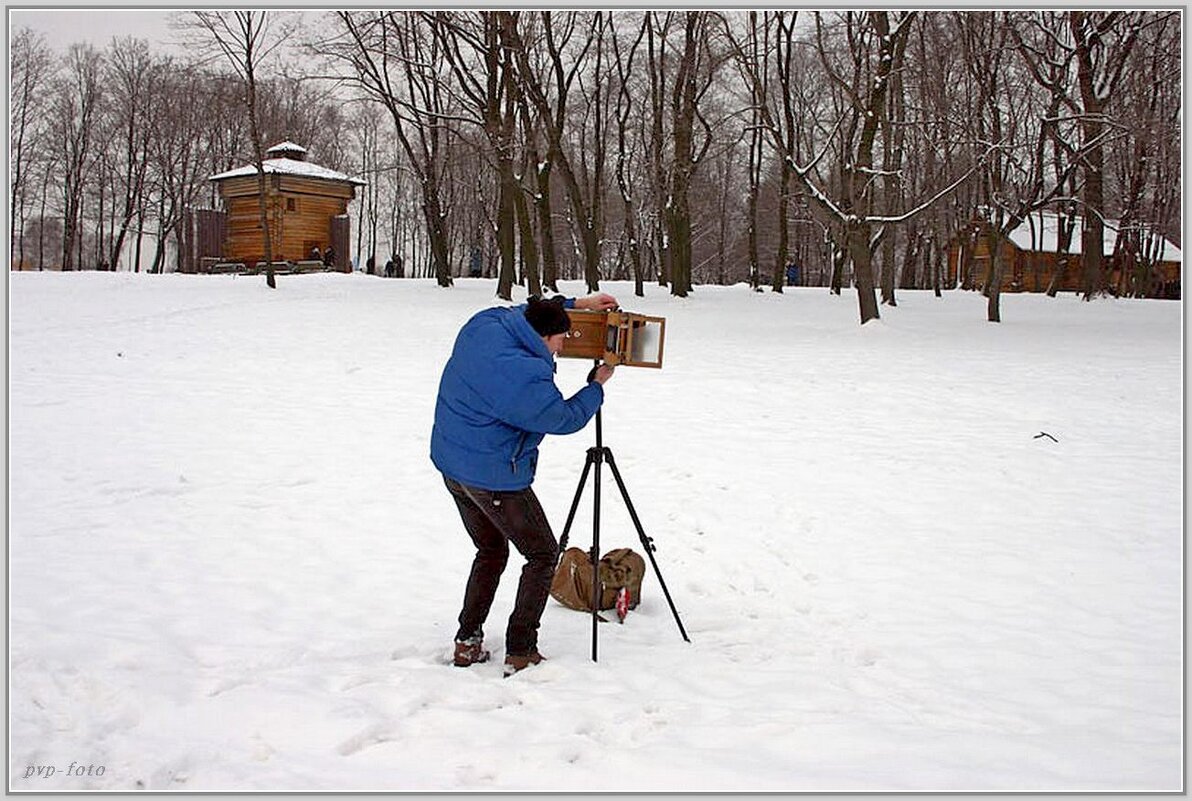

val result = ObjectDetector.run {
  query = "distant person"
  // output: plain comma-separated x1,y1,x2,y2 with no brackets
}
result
384,256,395,278
323,246,336,269
310,246,322,263
432,292,618,675
396,255,405,278
367,254,376,275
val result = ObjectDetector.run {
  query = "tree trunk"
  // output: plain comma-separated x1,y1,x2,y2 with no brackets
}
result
495,161,518,300
1069,10,1139,301
772,162,790,293
37,164,51,270
666,190,693,297
646,12,670,290
424,188,453,287
846,222,880,323
880,230,898,306
514,181,541,298
931,237,942,297
1078,114,1106,300
986,230,1003,322
133,205,145,273
665,11,706,298
244,70,276,288
747,134,761,290
899,226,920,290
536,164,559,292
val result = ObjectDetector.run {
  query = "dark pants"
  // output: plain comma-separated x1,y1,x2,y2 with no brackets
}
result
445,477,559,656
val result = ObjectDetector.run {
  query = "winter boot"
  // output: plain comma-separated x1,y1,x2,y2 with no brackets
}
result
503,651,546,677
453,636,490,667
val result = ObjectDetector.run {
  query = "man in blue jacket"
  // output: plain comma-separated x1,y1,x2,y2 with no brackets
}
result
432,292,617,674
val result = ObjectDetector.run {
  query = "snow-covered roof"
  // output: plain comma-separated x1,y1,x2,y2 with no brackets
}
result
1005,210,1181,263
209,158,366,186
266,141,307,156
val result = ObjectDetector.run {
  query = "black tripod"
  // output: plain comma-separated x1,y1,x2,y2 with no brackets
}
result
558,363,690,662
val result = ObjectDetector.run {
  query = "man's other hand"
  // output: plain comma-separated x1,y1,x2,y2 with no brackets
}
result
575,292,618,311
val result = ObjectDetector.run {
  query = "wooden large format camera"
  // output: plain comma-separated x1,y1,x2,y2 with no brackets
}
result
559,310,666,368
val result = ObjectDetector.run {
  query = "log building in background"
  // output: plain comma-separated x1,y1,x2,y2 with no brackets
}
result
948,210,1181,299
198,141,366,272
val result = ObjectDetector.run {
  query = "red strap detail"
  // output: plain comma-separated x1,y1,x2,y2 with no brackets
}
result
616,587,630,622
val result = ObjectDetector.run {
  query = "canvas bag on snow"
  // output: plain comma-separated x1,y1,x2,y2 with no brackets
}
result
550,547,646,613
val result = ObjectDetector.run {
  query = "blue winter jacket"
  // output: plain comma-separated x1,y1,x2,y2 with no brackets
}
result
431,300,604,491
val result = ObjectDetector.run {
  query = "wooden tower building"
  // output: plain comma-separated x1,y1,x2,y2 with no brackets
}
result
208,142,365,271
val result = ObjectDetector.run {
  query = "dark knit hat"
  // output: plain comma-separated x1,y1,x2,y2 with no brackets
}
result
525,295,572,337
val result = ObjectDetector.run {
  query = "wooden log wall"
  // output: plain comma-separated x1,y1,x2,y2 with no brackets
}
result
216,174,355,264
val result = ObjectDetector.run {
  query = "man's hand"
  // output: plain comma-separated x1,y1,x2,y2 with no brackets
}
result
575,292,618,311
592,364,615,385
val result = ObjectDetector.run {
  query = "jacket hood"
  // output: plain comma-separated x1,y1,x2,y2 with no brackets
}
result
497,304,556,365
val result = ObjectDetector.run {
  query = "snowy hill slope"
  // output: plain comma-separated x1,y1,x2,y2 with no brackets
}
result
8,272,1183,792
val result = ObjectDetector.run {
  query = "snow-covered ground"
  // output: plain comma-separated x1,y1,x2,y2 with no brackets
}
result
7,272,1184,792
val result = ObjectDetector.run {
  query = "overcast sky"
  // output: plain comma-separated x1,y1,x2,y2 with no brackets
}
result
10,7,179,51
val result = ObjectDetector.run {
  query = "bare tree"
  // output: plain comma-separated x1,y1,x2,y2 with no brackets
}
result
743,12,765,291
1068,11,1143,299
731,12,924,322
185,11,296,288
644,11,673,288
10,28,55,270
146,64,214,273
513,60,560,292
325,11,455,287
663,11,720,298
504,11,608,292
1012,11,1146,300
350,108,380,272
877,21,911,306
28,9,1180,307
767,11,799,294
51,44,104,271
905,13,971,297
610,13,648,296
102,37,158,271
960,12,1091,322
1107,13,1181,297
432,11,525,299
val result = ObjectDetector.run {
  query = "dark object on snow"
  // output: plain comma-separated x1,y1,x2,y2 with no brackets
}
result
1034,431,1059,442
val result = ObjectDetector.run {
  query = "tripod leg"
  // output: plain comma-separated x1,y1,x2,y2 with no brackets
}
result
590,448,604,662
558,452,596,558
603,450,691,643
